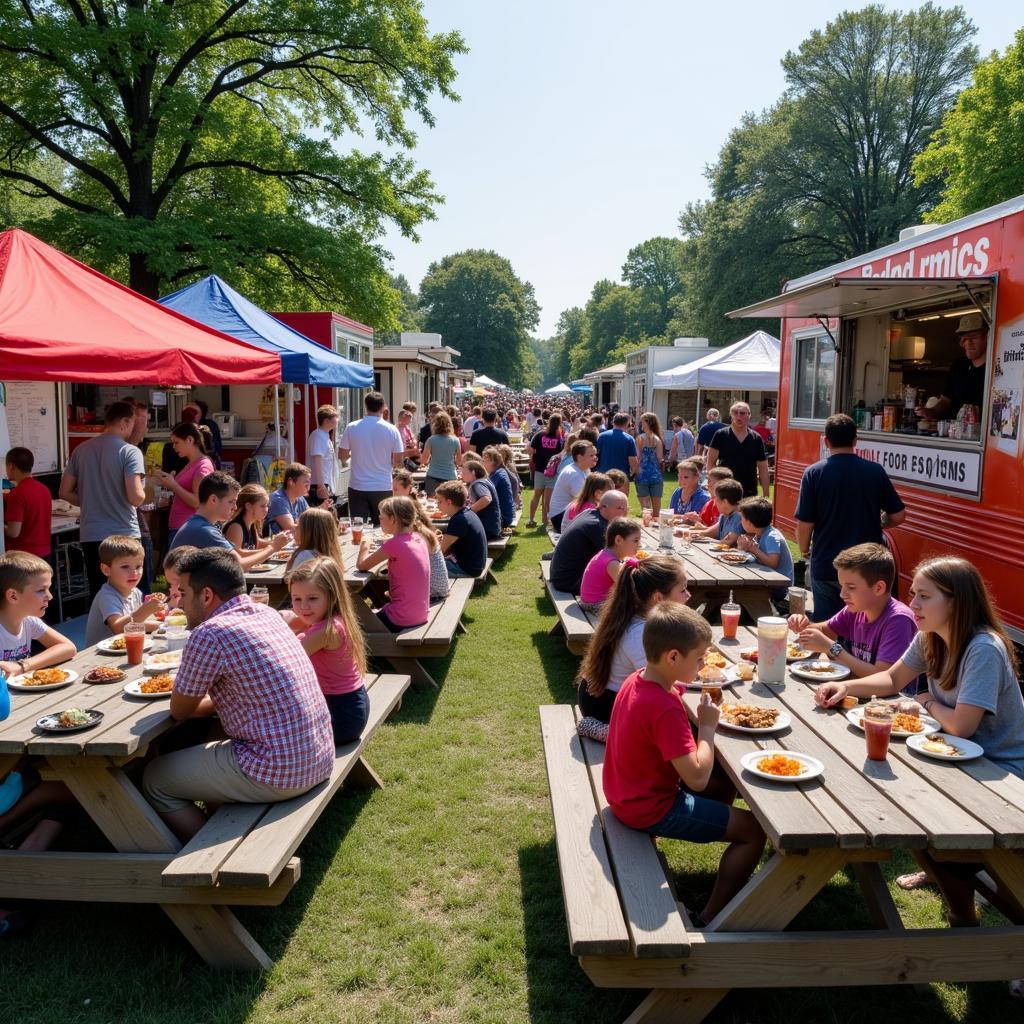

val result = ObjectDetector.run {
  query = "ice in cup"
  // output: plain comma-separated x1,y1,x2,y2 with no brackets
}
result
863,697,895,761
721,600,741,640
123,622,146,666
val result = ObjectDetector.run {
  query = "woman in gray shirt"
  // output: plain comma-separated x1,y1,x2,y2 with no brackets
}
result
421,411,462,497
815,556,1024,926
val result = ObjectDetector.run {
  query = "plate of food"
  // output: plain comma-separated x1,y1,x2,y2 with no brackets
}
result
35,707,104,734
124,673,175,699
690,535,711,544
846,708,940,738
703,650,728,670
716,550,756,565
83,665,127,685
143,650,182,673
95,635,153,655
786,642,814,662
164,611,188,629
907,733,984,762
248,563,273,573
679,663,743,691
710,542,732,552
720,703,792,734
741,749,824,782
268,552,291,563
790,657,852,682
6,668,78,692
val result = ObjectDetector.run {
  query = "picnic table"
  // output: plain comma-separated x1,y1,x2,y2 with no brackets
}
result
0,637,408,969
543,623,1024,1022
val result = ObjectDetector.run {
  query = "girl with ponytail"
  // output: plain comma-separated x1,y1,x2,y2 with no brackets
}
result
576,553,691,731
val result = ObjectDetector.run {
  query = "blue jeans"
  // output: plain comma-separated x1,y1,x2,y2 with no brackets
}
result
644,785,730,843
810,575,843,622
326,686,369,745
444,556,473,578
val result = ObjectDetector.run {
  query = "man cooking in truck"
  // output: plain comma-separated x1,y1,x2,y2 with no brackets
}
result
916,312,988,422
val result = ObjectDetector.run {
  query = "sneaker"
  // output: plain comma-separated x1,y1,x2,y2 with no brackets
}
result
577,717,610,743
526,519,537,528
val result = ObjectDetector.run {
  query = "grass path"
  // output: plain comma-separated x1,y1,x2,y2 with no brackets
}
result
0,517,1017,1023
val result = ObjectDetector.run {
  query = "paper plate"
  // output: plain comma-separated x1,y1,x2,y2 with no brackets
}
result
846,708,940,738
741,749,824,782
789,658,852,682
143,651,183,673
95,636,153,655
6,669,78,692
124,677,175,699
907,733,984,762
715,551,756,565
719,709,792,735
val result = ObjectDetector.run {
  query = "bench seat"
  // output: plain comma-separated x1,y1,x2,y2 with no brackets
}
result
540,559,596,656
162,673,409,888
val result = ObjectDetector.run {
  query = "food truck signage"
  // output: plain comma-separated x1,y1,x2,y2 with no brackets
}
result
848,222,1001,280
851,438,982,497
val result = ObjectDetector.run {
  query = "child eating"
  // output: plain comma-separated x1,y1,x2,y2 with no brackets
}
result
578,518,641,611
668,460,710,518
85,535,166,646
603,602,765,925
693,479,744,545
735,496,794,602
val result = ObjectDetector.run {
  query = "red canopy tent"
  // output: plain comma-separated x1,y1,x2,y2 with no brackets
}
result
0,228,281,384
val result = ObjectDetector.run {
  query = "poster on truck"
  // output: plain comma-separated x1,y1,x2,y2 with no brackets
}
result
991,313,1024,455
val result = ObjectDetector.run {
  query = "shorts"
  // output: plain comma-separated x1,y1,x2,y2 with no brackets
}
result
635,479,664,499
534,470,556,490
644,785,730,843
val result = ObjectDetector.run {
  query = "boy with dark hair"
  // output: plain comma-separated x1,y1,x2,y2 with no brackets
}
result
788,542,917,679
3,447,52,560
550,440,598,533
695,478,744,544
435,480,487,578
459,460,502,541
603,602,765,926
85,535,166,646
737,496,794,601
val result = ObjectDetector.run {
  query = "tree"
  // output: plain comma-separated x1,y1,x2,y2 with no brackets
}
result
0,0,464,326
552,307,584,383
375,274,423,345
418,249,540,389
621,237,684,328
914,28,1024,222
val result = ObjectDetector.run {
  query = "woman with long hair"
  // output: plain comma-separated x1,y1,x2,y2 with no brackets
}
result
815,556,1024,923
157,422,215,547
635,412,666,519
224,484,270,551
528,412,564,527
286,507,344,574
421,411,462,497
575,554,691,734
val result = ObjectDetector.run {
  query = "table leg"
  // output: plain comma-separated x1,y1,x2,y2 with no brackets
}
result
624,849,849,1024
47,758,273,970
354,593,438,689
737,589,775,622
979,849,1024,922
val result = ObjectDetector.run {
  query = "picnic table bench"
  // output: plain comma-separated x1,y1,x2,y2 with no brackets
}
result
540,559,598,656
0,637,409,970
542,627,1024,1022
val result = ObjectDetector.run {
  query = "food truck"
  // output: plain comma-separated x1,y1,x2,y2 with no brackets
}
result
729,192,1024,641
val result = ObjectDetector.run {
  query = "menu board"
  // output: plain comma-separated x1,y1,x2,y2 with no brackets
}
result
0,381,61,475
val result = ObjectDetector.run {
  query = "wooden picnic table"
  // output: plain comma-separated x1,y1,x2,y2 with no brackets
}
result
563,622,1024,1022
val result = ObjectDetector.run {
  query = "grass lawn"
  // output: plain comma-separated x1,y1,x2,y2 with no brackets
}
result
0,491,1018,1023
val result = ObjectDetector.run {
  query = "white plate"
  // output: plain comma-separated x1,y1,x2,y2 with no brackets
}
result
790,658,852,682
719,709,792,735
124,677,175,699
143,651,182,673
680,664,745,690
95,636,153,655
846,708,940,738
741,749,825,782
715,551,756,565
906,732,984,762
6,669,79,692
690,536,711,544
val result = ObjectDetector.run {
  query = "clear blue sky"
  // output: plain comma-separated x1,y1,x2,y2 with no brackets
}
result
382,1,1022,338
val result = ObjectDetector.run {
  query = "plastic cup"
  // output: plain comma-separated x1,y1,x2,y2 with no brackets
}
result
787,587,807,617
123,622,146,666
250,586,270,605
864,700,894,761
338,517,351,536
721,602,741,640
642,508,652,527
352,517,364,544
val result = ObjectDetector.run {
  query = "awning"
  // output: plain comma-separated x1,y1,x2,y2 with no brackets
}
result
545,383,573,394
654,331,780,391
728,276,994,321
159,275,373,387
0,229,281,384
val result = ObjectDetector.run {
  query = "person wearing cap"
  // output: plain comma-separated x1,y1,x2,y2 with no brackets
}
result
916,313,988,421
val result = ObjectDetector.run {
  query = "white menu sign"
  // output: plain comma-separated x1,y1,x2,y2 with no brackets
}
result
852,438,982,497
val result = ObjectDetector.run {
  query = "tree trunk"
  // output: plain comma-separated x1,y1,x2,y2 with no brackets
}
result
129,248,160,298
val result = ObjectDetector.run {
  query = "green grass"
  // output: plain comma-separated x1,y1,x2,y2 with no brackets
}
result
0,497,1017,1023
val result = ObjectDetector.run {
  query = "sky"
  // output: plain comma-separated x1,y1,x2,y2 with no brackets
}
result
380,1,1023,338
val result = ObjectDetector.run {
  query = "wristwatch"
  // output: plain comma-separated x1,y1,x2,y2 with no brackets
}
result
828,641,843,659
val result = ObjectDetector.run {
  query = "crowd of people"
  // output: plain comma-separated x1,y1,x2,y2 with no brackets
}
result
2,385,1023,980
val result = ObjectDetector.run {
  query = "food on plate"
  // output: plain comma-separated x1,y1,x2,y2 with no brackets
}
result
721,703,780,729
756,753,807,777
20,668,69,686
85,666,126,684
146,651,182,668
740,649,759,663
698,665,727,683
893,712,925,734
139,674,175,694
711,543,731,551
166,611,187,627
806,659,837,673
57,708,91,728
841,695,859,710
735,661,755,682
104,635,128,651
251,563,271,571
786,643,810,659
921,736,961,756
703,651,727,670
430,510,445,520
718,552,749,563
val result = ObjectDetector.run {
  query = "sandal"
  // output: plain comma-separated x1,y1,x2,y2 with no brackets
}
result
896,870,934,891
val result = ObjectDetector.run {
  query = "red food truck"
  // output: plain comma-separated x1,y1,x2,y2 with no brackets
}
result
729,192,1024,642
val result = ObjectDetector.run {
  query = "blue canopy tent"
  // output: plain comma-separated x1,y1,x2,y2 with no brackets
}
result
159,275,373,387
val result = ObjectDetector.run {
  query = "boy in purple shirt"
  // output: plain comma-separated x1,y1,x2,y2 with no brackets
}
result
788,543,917,678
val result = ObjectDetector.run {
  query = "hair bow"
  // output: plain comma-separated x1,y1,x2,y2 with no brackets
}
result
622,556,640,570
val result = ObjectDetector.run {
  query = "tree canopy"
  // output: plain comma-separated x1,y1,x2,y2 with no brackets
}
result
418,249,540,390
914,28,1024,222
0,0,464,326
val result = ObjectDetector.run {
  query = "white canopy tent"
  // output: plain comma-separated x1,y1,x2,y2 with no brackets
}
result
473,373,506,389
544,382,573,394
652,330,780,391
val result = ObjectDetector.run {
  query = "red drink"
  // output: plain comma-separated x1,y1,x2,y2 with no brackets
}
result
124,631,145,666
721,603,741,640
864,717,892,761
351,527,363,544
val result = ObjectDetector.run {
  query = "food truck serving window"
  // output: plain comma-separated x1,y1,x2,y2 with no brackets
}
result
792,329,836,424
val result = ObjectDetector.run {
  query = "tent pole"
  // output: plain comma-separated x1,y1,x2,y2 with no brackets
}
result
695,387,702,429
286,385,295,462
274,385,281,460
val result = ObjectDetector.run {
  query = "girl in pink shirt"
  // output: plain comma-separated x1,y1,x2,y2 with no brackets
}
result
286,557,368,745
357,496,430,632
565,472,611,525
158,423,215,533
579,518,642,609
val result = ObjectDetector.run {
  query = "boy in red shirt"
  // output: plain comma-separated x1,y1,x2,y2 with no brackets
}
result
3,447,52,559
603,602,765,925
680,464,734,529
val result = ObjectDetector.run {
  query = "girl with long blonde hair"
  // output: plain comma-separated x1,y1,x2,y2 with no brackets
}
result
225,484,269,551
287,507,344,573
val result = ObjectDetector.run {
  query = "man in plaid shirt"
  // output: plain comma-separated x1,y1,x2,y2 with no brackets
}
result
143,549,334,841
